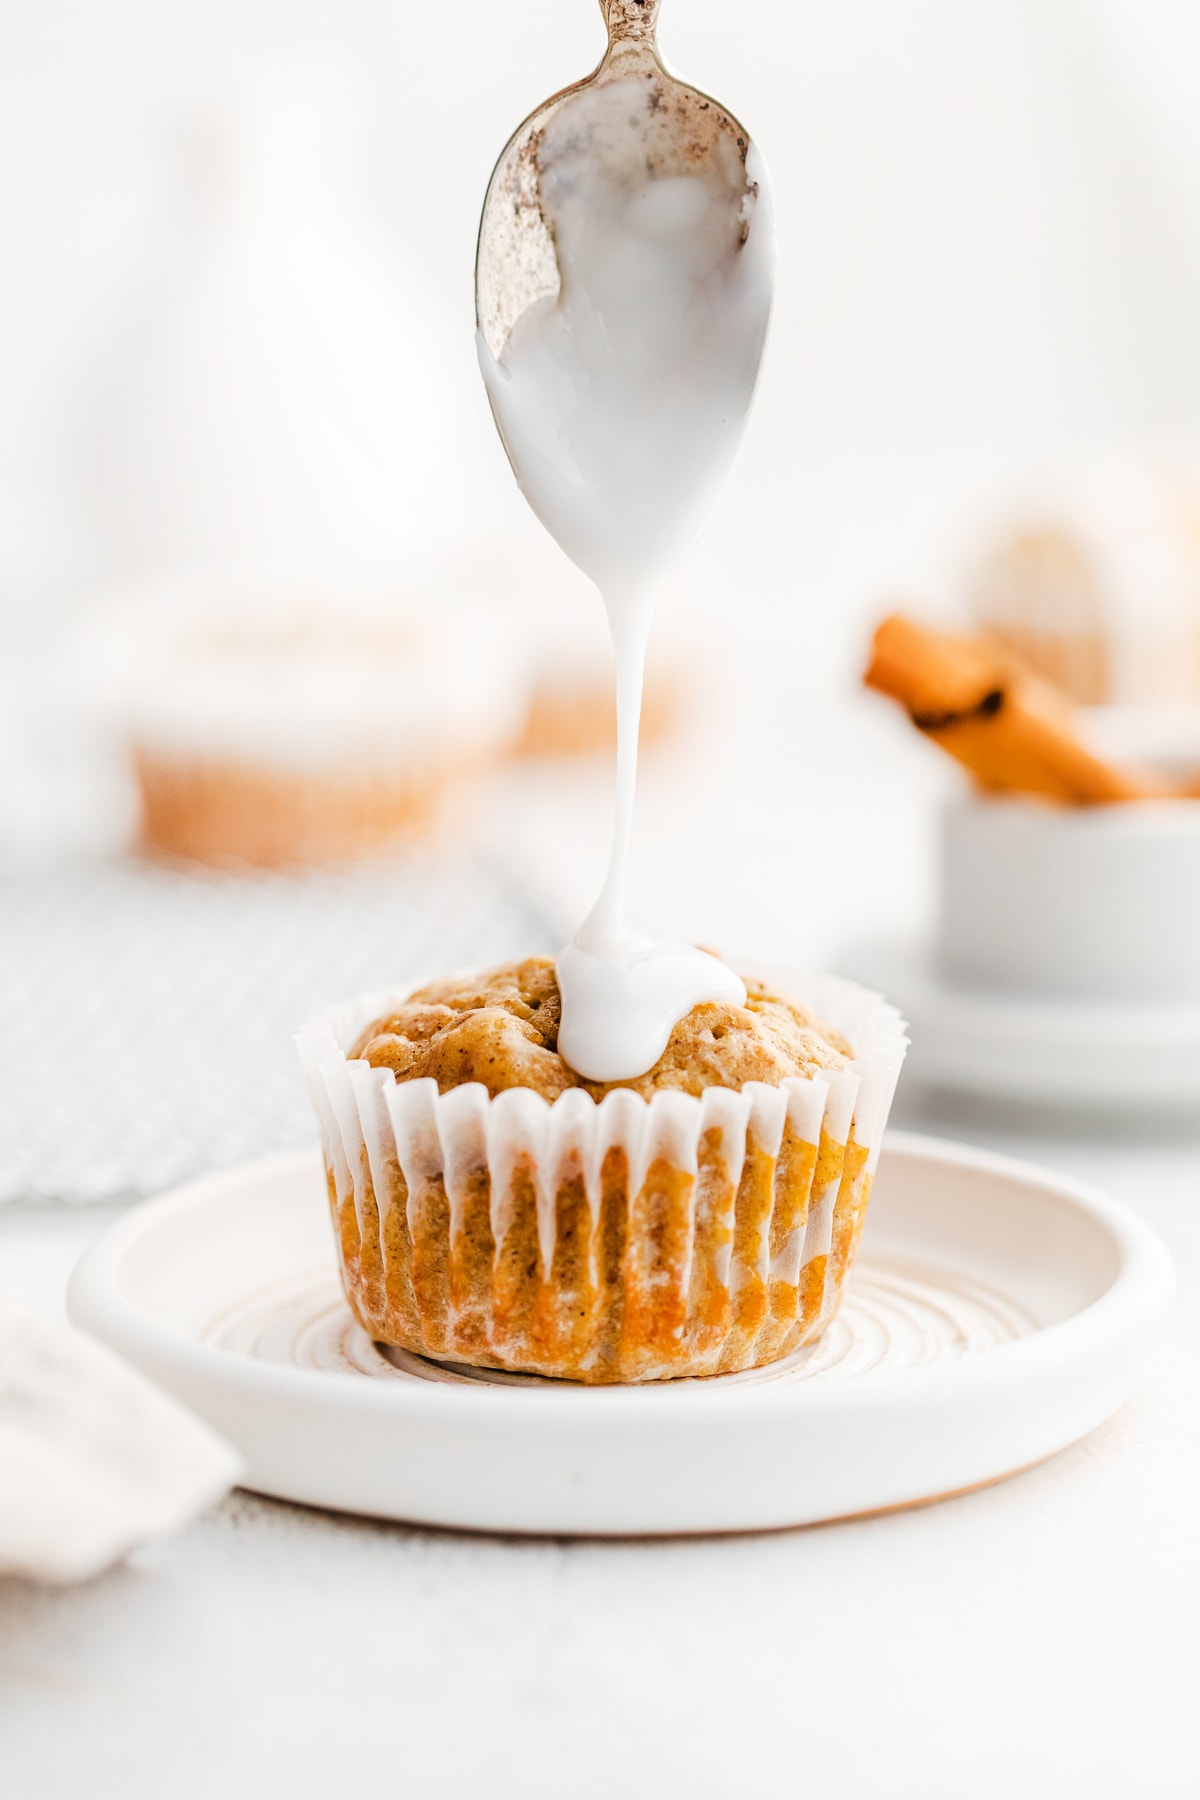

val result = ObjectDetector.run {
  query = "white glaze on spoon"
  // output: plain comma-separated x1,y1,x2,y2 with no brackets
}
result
478,21,775,1081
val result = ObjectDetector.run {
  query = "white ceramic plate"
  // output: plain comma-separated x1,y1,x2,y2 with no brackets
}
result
66,1135,1173,1536
844,938,1200,1113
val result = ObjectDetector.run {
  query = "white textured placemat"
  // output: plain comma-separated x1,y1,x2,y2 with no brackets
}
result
0,856,556,1205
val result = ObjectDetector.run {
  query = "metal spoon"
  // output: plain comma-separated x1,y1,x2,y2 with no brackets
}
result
472,0,776,1056
476,0,772,373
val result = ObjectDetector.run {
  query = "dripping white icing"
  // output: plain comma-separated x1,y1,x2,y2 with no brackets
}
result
480,73,775,1081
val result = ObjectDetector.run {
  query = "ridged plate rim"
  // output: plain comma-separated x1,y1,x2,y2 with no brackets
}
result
65,1132,1174,1534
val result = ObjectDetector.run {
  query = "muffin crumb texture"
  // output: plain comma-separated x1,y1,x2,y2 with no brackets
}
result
310,956,885,1383
352,955,851,1097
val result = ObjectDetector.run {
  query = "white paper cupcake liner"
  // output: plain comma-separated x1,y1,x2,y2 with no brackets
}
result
132,742,493,867
297,969,908,1382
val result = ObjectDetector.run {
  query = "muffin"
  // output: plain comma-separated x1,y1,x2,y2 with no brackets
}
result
965,461,1200,706
91,581,526,868
517,654,681,758
512,586,686,758
437,530,687,760
298,958,907,1383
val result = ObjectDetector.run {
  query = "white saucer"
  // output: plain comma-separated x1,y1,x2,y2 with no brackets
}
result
66,1135,1172,1536
844,938,1200,1113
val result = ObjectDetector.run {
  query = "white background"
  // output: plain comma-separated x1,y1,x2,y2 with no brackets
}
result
3,7,1200,1793
5,1,1200,956
6,0,1200,615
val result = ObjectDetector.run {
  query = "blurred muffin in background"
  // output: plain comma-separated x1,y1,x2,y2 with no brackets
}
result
514,599,684,759
445,533,689,759
93,580,526,868
964,460,1200,706
81,531,697,868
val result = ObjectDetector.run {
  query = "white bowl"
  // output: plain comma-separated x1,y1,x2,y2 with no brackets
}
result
939,793,1200,1000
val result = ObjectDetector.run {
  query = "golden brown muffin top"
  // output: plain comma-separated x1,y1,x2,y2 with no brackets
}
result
351,956,850,1101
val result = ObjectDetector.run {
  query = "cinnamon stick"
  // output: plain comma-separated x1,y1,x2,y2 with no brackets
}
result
864,613,1158,804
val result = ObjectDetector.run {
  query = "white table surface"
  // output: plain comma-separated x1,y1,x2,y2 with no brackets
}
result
1,1097,1197,1800
3,656,1199,1798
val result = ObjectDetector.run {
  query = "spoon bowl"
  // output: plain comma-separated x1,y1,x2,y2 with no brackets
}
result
475,0,775,592
477,1,769,363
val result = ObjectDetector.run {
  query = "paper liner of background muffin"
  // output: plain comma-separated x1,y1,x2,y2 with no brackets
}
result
76,579,531,865
297,972,908,1382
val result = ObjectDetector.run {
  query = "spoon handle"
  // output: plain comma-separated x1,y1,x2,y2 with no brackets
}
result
601,0,660,46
